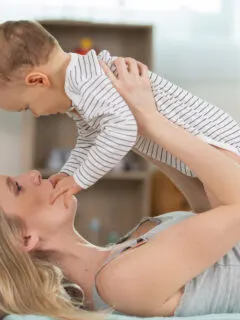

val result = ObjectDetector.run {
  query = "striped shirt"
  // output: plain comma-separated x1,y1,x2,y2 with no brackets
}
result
62,50,240,189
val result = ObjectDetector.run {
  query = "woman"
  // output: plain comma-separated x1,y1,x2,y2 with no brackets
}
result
1,59,240,319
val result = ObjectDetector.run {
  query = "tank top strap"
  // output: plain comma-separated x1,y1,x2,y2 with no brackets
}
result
97,212,193,275
97,236,148,277
115,216,162,244
92,211,194,311
96,215,164,276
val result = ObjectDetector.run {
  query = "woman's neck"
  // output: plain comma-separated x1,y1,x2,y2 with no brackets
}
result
46,228,111,308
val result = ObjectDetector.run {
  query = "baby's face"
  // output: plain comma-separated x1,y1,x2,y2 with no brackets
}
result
0,78,71,117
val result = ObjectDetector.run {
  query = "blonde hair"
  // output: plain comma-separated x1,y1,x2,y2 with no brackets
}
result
0,20,57,84
0,209,103,320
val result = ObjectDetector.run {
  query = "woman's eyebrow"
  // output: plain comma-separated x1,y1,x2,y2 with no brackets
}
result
6,177,15,194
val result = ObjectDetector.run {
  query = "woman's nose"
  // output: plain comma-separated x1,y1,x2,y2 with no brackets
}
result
29,170,42,185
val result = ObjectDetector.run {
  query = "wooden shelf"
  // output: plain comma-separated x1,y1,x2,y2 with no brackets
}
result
21,20,153,245
39,19,152,30
40,19,153,68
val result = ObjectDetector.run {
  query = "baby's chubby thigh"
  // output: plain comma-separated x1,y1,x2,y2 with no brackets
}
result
204,146,240,208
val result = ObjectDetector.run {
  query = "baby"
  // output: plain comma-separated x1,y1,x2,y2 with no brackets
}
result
1,20,240,207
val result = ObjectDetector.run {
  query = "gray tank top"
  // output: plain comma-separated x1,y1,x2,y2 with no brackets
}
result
92,211,240,316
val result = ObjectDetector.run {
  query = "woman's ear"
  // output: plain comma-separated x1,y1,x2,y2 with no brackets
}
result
23,232,40,252
25,72,50,87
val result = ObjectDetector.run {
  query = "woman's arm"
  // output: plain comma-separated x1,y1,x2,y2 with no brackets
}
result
99,204,240,316
100,58,240,207
96,59,240,316
143,111,240,207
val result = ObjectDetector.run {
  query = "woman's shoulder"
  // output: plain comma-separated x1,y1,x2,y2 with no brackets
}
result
95,240,152,314
97,211,194,295
94,212,195,315
95,234,185,316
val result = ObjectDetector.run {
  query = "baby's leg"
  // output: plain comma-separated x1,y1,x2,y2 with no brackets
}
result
203,186,220,208
136,151,211,213
157,147,240,211
155,163,211,213
203,146,240,208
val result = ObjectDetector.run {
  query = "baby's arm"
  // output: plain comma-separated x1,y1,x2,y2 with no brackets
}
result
61,131,94,177
50,50,137,204
49,131,94,205
72,108,137,189
66,51,138,189
52,108,137,194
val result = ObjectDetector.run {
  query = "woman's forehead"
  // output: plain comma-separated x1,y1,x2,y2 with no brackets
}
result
0,175,8,191
0,175,15,207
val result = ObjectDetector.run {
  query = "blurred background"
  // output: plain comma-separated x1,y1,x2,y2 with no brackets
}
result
0,0,239,244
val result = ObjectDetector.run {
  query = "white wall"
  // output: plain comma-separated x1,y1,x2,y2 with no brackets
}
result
149,1,240,120
152,39,240,120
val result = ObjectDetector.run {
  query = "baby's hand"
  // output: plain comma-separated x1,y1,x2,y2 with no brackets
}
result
49,176,82,208
49,172,69,188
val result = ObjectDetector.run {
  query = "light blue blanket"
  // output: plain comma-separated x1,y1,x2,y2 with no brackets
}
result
6,313,240,320
107,314,240,320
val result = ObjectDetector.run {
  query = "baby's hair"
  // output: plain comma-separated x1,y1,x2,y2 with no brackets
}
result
0,20,57,85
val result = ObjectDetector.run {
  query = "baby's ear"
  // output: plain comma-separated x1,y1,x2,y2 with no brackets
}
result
23,231,40,252
25,72,50,87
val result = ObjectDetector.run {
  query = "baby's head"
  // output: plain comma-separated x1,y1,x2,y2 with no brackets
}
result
0,21,71,116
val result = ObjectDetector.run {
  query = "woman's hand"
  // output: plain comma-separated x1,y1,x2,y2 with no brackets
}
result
100,58,157,133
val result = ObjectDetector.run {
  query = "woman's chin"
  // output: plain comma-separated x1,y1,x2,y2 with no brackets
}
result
55,195,78,228
52,194,77,219
66,195,78,216
71,196,78,211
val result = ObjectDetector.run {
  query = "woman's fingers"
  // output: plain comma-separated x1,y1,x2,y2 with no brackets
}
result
114,57,129,79
138,61,149,78
101,57,145,84
125,57,139,76
99,60,117,83
101,56,156,130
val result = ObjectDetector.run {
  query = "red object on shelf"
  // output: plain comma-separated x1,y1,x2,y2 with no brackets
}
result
75,38,93,55
75,48,89,55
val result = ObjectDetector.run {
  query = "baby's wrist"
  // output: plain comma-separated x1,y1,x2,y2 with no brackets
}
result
59,172,69,177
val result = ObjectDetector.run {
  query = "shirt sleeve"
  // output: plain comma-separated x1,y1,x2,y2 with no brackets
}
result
73,109,137,189
66,50,138,188
60,123,94,177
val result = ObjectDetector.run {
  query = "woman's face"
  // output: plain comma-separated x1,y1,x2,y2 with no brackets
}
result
0,170,77,245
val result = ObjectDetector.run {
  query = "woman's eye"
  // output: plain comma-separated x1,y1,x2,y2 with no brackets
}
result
16,182,22,193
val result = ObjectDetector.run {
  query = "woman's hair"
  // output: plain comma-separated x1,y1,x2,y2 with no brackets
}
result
0,208,102,320
0,20,57,84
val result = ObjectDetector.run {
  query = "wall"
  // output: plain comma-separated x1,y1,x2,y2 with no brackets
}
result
153,39,240,119
150,1,240,120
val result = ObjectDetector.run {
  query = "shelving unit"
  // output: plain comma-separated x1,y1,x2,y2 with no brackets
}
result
22,20,153,245
40,20,153,68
